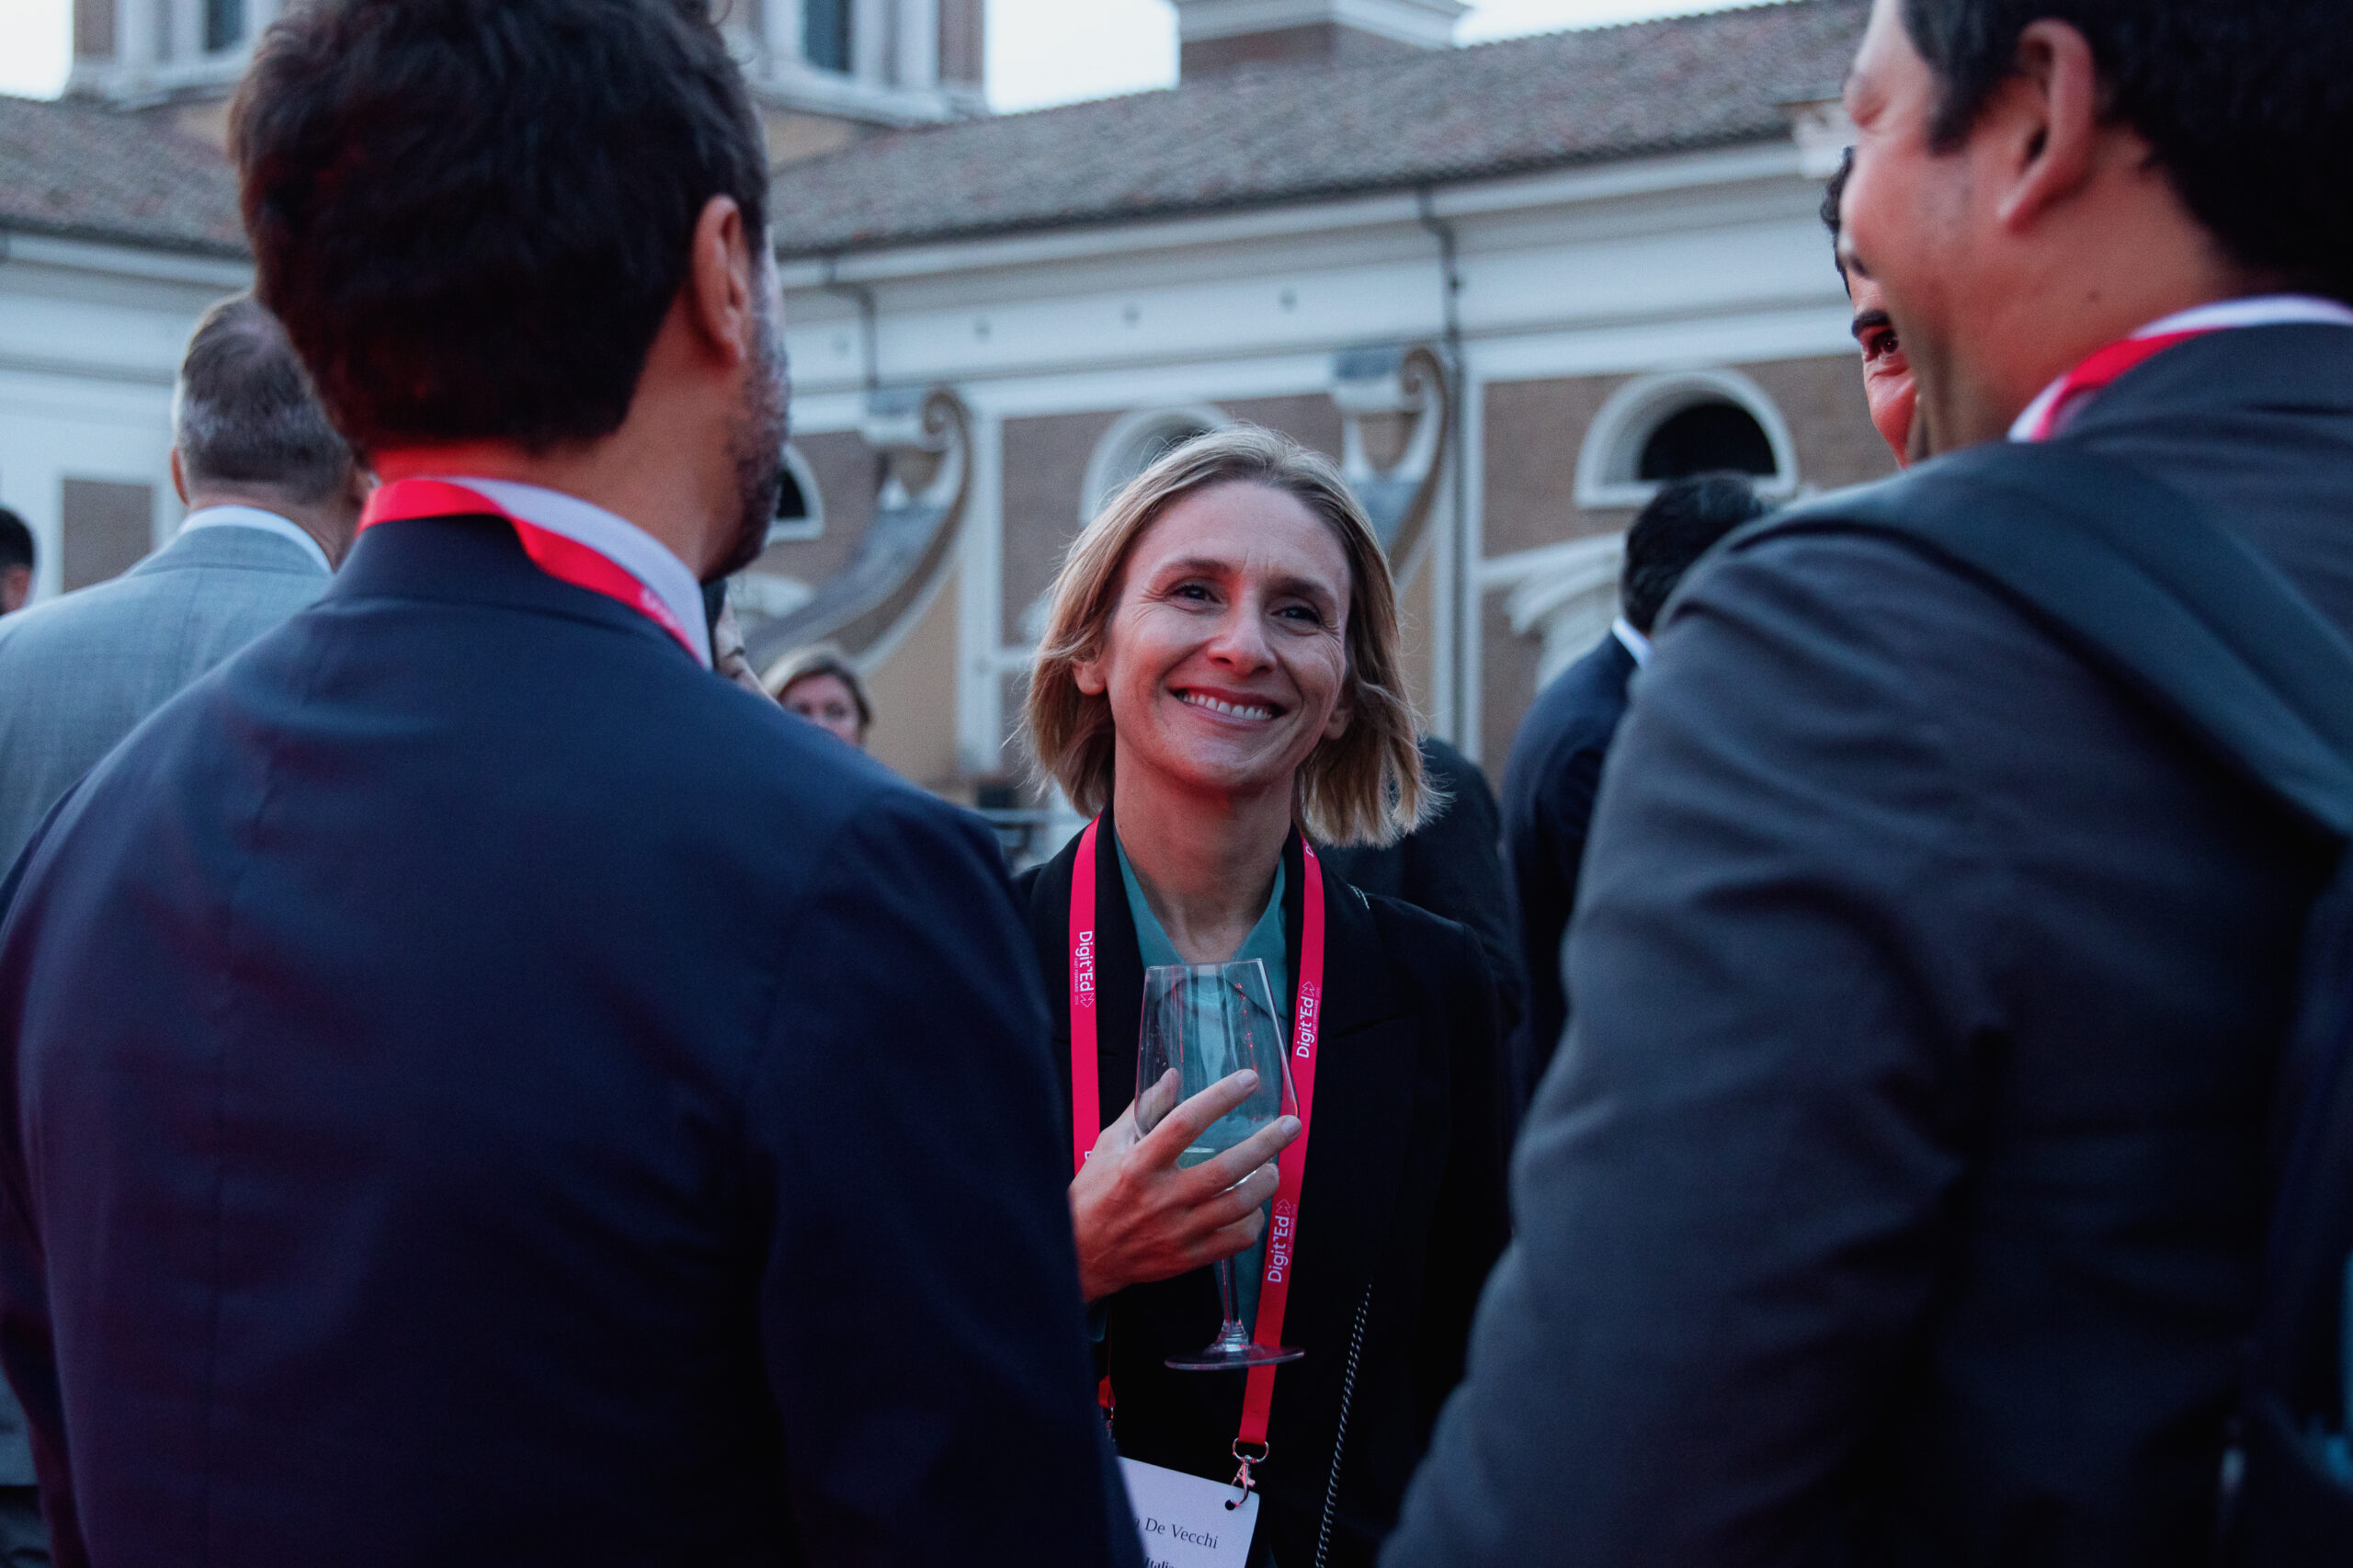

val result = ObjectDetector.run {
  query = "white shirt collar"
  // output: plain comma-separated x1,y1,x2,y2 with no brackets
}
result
1612,617,1654,668
2008,293,2353,442
426,476,710,668
176,505,332,574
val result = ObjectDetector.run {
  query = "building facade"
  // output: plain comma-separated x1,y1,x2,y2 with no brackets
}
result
2,0,1883,807
748,0,1885,794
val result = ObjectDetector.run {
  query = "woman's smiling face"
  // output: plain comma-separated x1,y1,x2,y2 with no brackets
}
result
1075,480,1354,807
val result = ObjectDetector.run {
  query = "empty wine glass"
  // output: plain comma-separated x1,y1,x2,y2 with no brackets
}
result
1136,960,1304,1371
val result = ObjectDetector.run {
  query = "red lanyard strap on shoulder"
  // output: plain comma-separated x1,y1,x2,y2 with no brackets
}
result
359,477,702,660
1066,817,1327,1458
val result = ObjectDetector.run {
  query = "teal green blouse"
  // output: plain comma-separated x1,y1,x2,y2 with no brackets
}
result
1113,834,1290,1330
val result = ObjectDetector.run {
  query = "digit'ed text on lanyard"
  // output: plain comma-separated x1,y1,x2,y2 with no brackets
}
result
1067,817,1327,1463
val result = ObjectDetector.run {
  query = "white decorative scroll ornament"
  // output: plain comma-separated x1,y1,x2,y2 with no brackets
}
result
743,385,972,671
1497,531,1627,689
1332,344,1450,563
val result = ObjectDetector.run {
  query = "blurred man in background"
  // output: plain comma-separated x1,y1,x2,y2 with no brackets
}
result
0,512,29,618
1498,472,1765,1109
0,294,361,871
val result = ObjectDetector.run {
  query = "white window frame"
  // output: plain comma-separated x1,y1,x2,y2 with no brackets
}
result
1574,368,1799,511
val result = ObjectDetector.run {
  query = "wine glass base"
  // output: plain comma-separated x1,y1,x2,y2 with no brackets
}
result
1165,1343,1305,1371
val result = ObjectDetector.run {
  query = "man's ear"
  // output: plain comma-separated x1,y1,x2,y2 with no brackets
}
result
1993,19,2108,233
684,195,757,369
169,448,190,506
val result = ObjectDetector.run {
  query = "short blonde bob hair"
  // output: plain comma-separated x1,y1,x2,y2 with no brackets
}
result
1028,425,1430,847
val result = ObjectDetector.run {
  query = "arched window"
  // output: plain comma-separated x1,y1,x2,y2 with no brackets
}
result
1079,404,1231,526
1576,369,1798,510
767,444,825,544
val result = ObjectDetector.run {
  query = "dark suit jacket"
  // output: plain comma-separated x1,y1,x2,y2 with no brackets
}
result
1017,814,1510,1568
1383,324,2353,1568
1497,633,1637,1108
1318,737,1526,1053
0,514,1137,1568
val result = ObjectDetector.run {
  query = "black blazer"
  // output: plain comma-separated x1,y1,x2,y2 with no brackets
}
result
1017,812,1510,1568
1498,633,1637,1108
1383,324,2353,1568
1317,737,1527,1056
0,514,1137,1568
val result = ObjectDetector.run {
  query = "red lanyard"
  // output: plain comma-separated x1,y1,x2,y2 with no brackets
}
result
358,478,702,659
2023,330,2210,441
1068,817,1328,1478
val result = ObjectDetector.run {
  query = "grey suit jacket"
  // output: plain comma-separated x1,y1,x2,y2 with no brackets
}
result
0,524,324,1485
0,524,328,880
1383,324,2353,1568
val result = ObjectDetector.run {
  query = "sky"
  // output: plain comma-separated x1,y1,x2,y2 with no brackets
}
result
0,0,1775,107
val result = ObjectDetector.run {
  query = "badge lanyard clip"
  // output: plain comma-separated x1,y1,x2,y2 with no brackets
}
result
1228,1439,1269,1509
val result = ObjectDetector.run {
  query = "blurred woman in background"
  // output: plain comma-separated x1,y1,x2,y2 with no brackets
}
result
1014,426,1509,1568
765,644,871,749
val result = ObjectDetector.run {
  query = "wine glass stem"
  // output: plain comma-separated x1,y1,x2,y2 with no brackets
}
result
1214,1257,1251,1348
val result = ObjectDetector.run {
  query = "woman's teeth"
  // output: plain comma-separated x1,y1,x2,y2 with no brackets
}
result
1179,691,1276,721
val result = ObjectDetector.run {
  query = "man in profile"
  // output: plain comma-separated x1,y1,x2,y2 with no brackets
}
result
1824,148,1917,464
0,512,29,618
0,295,363,870
0,3,1132,1565
1389,0,2353,1562
1498,472,1764,1108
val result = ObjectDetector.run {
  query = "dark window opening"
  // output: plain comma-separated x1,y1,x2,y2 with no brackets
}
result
1638,401,1776,483
204,0,244,53
774,466,810,525
804,0,852,74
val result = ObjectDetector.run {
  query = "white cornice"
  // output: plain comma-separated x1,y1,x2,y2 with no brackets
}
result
0,232,252,288
1171,0,1469,49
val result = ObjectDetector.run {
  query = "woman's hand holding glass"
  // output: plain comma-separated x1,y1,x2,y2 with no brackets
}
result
1071,1070,1301,1304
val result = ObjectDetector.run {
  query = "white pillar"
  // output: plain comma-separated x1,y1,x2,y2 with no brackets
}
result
852,0,890,85
956,407,1005,778
893,0,937,92
763,0,804,74
168,0,199,60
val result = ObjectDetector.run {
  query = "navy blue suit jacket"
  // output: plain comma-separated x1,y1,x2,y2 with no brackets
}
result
0,514,1138,1567
1498,633,1635,1108
1387,325,2353,1567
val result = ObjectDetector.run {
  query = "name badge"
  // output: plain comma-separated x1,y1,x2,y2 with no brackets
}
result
1119,1458,1258,1567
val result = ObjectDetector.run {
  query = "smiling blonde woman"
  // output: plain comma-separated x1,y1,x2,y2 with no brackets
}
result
1012,425,1510,1568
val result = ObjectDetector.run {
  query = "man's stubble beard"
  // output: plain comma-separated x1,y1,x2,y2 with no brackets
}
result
708,303,793,585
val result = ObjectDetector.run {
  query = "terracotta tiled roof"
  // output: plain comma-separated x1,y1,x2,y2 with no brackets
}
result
770,0,1867,257
0,92,245,256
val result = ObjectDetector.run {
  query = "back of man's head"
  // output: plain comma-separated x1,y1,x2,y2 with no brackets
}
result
232,0,769,457
0,507,31,577
1620,473,1768,635
1897,0,2352,303
175,294,354,505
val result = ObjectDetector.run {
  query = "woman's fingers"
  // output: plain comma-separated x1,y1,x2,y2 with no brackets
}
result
1189,1209,1269,1268
1136,1069,1262,1165
1199,1160,1281,1226
1131,1068,1181,1136
1182,1115,1299,1195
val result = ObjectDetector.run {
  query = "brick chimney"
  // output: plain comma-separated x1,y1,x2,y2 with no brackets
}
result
1171,0,1468,77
